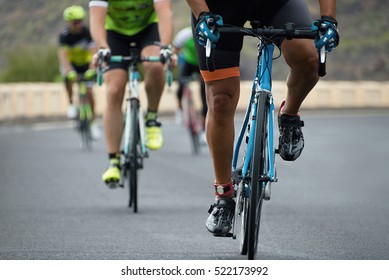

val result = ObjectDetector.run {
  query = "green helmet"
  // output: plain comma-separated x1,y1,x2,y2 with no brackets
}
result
63,5,86,21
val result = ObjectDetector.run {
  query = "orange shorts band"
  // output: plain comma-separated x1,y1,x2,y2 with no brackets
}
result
200,67,240,82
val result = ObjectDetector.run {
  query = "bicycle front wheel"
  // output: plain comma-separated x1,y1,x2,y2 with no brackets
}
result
234,180,249,255
247,91,269,260
128,99,140,213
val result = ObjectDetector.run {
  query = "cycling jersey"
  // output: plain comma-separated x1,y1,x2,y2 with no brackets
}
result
173,27,198,66
58,26,94,67
89,0,161,36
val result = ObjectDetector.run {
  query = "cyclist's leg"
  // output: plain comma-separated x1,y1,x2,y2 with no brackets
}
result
176,57,188,110
192,65,207,129
87,82,101,141
102,31,131,184
61,64,77,118
271,0,318,115
192,7,244,234
74,64,96,117
142,44,164,113
75,64,100,140
269,0,318,160
139,24,165,150
192,2,245,186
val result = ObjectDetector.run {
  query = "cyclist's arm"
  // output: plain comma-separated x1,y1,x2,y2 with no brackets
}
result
154,0,173,46
88,43,98,69
186,0,209,19
318,0,336,18
58,47,73,74
89,1,109,49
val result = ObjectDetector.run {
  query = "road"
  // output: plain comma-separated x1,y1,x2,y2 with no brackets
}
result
1,109,389,260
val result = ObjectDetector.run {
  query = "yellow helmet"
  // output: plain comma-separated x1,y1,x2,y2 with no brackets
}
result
63,5,86,21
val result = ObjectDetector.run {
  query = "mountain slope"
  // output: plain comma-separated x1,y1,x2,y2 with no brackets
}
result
0,0,387,80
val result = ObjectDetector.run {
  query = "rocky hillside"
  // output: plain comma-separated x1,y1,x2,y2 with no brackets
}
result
0,0,387,80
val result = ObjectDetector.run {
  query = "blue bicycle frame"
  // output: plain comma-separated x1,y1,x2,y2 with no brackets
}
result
232,42,277,186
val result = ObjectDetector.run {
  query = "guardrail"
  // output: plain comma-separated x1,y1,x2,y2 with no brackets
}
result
1,81,388,121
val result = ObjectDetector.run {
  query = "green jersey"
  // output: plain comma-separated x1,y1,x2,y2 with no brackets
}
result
89,0,158,36
173,27,198,66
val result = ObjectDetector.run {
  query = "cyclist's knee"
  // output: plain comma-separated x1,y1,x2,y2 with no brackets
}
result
105,84,124,108
144,63,164,79
208,85,238,120
284,40,317,72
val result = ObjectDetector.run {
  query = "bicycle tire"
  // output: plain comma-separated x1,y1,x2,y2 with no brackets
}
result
78,106,92,151
188,109,200,155
247,91,269,260
183,85,201,155
128,98,140,213
235,181,249,255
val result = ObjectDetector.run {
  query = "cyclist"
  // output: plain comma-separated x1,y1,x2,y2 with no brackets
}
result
173,27,207,144
186,0,339,235
58,5,100,140
89,0,174,186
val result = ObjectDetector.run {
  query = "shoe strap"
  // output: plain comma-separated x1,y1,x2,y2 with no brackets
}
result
208,197,235,213
109,158,121,169
279,114,304,128
146,119,161,127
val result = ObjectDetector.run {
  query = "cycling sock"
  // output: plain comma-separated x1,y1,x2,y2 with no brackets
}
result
145,110,157,122
214,181,234,198
108,153,120,160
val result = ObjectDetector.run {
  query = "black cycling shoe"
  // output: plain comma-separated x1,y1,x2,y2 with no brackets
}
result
278,114,305,161
205,197,235,236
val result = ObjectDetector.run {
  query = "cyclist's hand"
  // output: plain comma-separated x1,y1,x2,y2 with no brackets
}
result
92,48,111,67
66,70,77,82
98,48,111,62
195,12,223,48
84,69,96,81
160,45,176,66
160,45,172,62
312,16,339,53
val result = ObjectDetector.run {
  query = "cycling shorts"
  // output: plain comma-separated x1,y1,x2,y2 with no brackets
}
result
60,63,89,76
61,64,93,87
106,23,160,72
192,0,313,81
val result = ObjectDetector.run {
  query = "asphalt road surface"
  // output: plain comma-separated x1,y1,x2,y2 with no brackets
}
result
1,109,389,260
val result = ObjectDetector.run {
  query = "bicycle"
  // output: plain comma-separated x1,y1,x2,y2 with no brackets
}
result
206,21,326,259
97,48,172,213
180,74,205,155
74,74,94,151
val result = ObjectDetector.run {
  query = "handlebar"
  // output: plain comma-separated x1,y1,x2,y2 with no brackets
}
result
96,51,173,86
110,55,161,63
205,23,327,77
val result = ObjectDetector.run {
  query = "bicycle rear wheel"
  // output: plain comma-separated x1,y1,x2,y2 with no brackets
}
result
247,91,269,260
127,99,140,213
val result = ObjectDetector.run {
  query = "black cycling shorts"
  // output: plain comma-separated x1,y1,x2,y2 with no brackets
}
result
72,64,89,74
192,0,313,81
106,23,160,71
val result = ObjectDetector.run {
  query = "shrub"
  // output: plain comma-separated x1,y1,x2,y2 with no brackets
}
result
0,45,60,82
